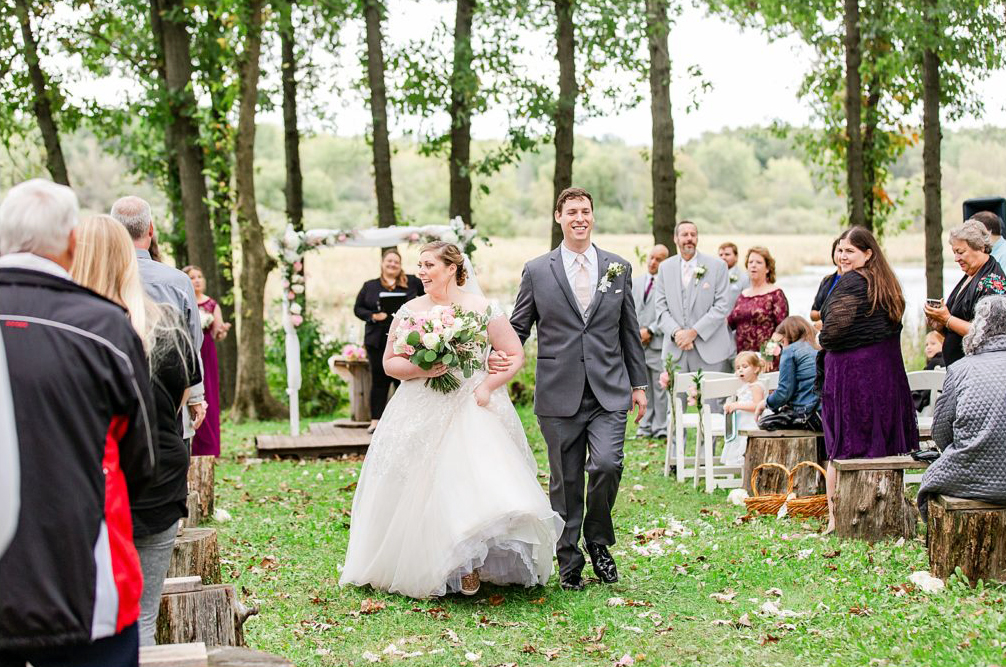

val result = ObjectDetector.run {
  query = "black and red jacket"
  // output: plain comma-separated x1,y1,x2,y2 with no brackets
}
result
0,268,155,650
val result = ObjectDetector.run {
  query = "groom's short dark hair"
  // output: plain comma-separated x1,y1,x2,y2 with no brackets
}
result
554,187,593,214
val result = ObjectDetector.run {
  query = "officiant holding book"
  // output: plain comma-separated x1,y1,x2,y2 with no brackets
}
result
354,249,425,432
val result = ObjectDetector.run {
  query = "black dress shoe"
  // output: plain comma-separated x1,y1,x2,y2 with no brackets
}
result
586,543,619,583
559,571,585,591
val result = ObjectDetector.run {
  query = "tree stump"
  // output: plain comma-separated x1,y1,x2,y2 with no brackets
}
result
169,528,222,584
183,491,202,529
207,647,295,667
187,456,215,518
156,578,257,647
833,457,927,541
741,430,822,496
928,495,1006,584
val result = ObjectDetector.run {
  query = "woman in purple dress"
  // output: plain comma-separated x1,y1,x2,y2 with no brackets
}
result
727,246,789,370
184,266,232,457
818,226,918,532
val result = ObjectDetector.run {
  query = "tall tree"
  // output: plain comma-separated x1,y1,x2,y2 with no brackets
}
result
233,0,284,420
921,14,941,300
448,0,476,226
550,0,575,249
842,0,865,229
645,0,675,252
12,0,70,186
362,0,396,228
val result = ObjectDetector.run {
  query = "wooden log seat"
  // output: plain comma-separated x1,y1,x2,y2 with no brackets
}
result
156,578,257,647
187,456,216,519
168,528,222,584
140,643,294,667
741,430,823,497
928,494,1006,584
832,456,929,541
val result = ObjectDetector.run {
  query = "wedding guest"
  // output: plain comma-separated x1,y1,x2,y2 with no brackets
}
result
924,220,1006,367
111,195,206,435
633,243,670,438
718,242,748,311
757,316,820,426
72,215,200,647
918,296,1006,520
183,265,231,457
913,330,945,414
811,236,843,327
970,210,1006,271
819,226,918,533
654,221,734,375
0,180,154,665
727,246,789,369
720,351,766,466
354,248,424,432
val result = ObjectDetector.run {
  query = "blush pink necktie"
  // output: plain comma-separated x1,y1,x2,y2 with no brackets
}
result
574,254,592,315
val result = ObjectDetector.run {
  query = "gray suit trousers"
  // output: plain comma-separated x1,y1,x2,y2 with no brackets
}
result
537,382,626,578
637,365,669,437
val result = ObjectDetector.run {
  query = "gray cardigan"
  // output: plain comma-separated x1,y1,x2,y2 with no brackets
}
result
918,335,1006,518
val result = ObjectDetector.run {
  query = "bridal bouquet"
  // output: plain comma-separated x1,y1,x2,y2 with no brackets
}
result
393,304,490,393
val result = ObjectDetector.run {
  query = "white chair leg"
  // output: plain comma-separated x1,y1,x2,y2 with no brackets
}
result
675,413,686,483
704,411,715,493
663,405,674,477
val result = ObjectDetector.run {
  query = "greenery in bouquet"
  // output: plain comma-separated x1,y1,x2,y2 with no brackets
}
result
393,304,490,393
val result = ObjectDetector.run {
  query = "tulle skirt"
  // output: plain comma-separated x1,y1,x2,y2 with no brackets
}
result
339,372,561,598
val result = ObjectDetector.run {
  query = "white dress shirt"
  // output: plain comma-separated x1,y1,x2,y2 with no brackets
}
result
0,252,72,280
680,255,697,286
560,242,599,292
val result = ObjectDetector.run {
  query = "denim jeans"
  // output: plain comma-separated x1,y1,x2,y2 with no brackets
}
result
133,522,179,646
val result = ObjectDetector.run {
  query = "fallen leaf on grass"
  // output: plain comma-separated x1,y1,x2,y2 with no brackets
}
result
483,594,505,606
909,571,945,593
635,527,667,544
543,648,561,661
580,626,606,643
823,550,841,558
465,652,481,662
759,601,802,618
614,654,635,666
737,613,752,628
848,606,870,616
710,589,737,604
889,583,916,597
530,596,546,604
522,644,537,654
583,643,607,653
699,508,723,518
339,481,358,492
441,629,461,645
359,599,386,615
259,555,280,570
622,625,645,634
759,635,780,645
764,588,783,597
361,651,380,663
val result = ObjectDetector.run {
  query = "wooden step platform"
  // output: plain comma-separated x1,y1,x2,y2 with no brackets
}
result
141,643,294,667
256,423,370,459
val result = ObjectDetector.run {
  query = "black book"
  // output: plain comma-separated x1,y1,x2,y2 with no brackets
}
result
378,292,408,315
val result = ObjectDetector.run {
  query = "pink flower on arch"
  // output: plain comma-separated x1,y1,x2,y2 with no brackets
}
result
293,261,303,272
291,314,303,326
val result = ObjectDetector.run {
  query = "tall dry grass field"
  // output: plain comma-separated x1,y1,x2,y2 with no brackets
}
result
267,231,948,340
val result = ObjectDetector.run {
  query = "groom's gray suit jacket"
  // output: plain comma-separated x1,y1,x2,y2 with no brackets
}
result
511,245,648,417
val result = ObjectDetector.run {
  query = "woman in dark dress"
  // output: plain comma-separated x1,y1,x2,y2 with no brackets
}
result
924,220,1006,367
810,236,843,328
354,249,424,432
183,265,231,457
727,246,789,369
819,226,918,533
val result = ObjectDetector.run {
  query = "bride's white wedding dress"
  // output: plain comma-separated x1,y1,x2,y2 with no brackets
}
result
339,303,561,598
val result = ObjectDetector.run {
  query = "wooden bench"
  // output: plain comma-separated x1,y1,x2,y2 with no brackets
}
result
169,528,222,584
740,430,823,497
140,642,294,666
156,578,257,647
928,494,1006,584
832,456,929,541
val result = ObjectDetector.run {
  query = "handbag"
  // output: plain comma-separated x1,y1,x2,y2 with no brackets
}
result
757,404,822,432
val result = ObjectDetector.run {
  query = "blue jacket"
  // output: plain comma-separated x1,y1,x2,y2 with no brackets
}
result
767,340,818,411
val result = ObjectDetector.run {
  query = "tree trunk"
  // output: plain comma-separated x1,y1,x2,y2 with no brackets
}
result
232,0,285,421
448,0,476,227
861,82,881,232
168,527,222,584
13,0,70,186
363,0,396,228
646,0,675,253
928,495,1006,584
922,0,943,300
163,149,189,266
551,0,575,250
279,0,306,321
843,0,866,229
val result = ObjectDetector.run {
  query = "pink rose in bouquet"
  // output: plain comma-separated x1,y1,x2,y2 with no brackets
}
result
659,371,669,390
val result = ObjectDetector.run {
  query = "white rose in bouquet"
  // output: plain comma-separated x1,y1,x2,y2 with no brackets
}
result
421,332,441,349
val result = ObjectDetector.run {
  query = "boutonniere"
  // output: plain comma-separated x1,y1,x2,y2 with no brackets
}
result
598,262,626,293
694,264,707,285
729,272,739,284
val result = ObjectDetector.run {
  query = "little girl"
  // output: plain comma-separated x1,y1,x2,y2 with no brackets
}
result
721,351,766,466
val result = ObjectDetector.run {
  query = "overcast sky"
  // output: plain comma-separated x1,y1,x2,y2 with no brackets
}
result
253,1,1006,146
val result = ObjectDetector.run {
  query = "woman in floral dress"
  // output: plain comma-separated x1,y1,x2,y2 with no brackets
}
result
727,246,789,369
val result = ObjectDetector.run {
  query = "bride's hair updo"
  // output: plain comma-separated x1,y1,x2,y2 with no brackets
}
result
420,241,467,286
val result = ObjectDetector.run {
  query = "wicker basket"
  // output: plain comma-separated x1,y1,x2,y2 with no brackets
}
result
743,462,792,515
785,461,829,518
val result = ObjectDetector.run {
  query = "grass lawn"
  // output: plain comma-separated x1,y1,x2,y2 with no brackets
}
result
213,409,1004,667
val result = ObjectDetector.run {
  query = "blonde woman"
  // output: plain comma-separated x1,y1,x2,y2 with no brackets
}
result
71,215,201,647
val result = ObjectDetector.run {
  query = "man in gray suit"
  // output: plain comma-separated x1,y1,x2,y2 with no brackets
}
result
633,244,670,439
508,187,648,591
654,221,734,375
718,241,749,313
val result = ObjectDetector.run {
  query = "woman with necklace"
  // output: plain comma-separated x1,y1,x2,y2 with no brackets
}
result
727,246,789,369
354,249,424,432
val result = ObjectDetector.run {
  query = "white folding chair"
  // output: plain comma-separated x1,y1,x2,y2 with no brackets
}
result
696,376,745,493
665,371,732,480
906,369,946,483
761,371,779,392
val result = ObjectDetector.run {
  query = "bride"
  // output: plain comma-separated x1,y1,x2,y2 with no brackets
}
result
339,241,560,598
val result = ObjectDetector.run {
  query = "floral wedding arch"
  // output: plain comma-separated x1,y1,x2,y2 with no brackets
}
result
274,217,479,435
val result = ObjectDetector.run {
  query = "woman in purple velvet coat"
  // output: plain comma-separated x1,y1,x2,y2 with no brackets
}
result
818,226,918,533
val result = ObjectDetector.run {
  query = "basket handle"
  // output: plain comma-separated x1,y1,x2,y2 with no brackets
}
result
750,462,791,498
787,460,827,498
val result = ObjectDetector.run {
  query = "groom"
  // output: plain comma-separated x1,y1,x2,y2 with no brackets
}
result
505,187,648,591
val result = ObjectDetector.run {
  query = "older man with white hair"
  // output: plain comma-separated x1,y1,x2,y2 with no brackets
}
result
0,179,154,667
111,195,206,434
